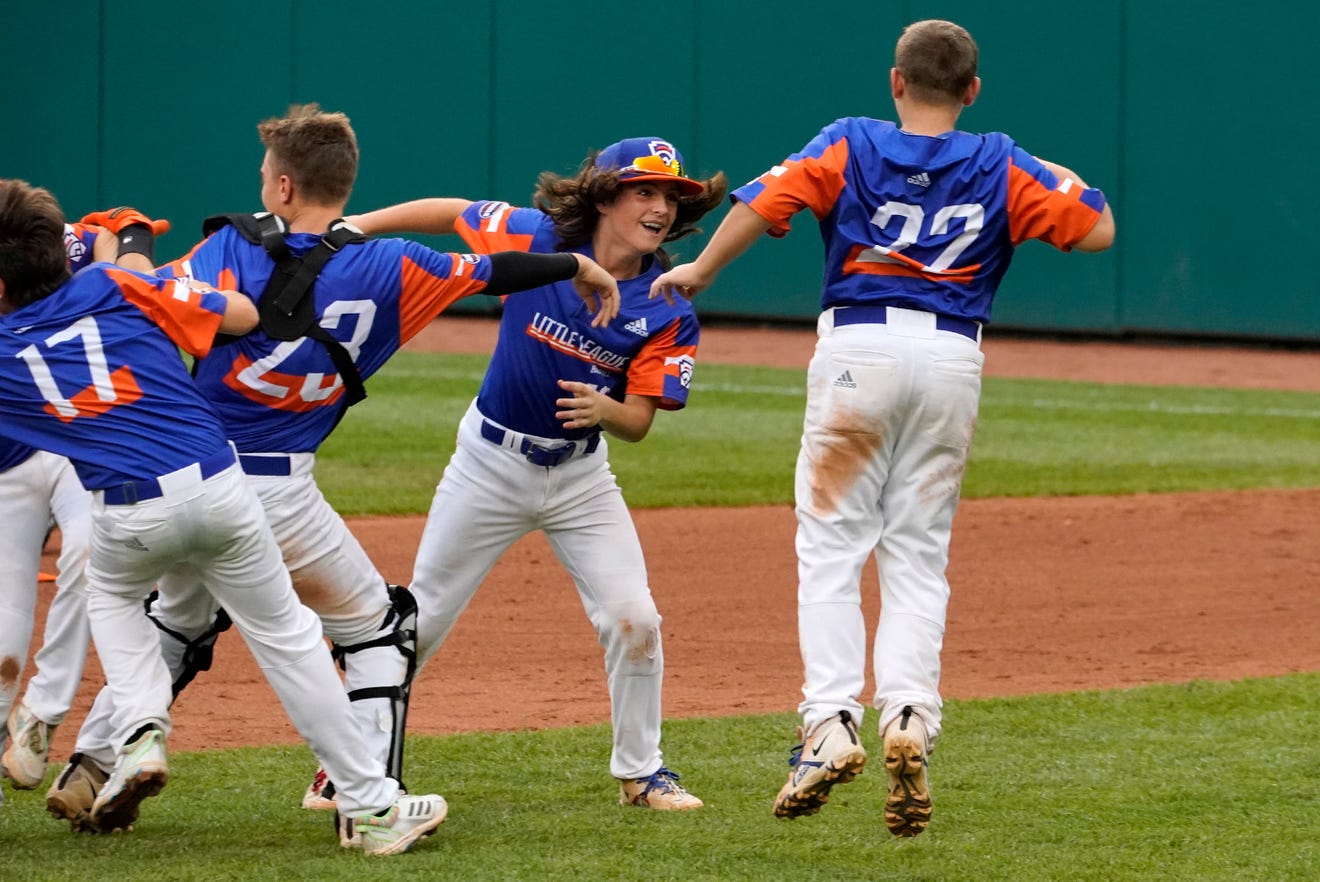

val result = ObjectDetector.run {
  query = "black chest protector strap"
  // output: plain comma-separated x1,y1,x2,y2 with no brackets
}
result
202,212,369,408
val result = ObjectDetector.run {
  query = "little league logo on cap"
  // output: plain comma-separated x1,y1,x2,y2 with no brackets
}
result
593,137,705,195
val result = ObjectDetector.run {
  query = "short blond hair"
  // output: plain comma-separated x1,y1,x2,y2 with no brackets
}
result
257,103,359,205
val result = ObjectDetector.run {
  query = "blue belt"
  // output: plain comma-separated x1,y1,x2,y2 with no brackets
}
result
834,305,980,341
480,419,600,467
238,454,293,477
102,445,237,505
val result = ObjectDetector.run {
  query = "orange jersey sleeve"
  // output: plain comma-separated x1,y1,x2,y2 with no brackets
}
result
740,138,851,238
106,266,227,358
454,201,537,253
396,249,490,343
624,320,695,410
1005,158,1105,250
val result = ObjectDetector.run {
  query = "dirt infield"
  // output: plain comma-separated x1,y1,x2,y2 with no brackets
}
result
24,317,1320,755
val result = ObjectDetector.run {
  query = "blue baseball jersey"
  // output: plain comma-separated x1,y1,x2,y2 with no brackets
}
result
157,224,496,453
455,200,699,441
733,117,1108,323
0,223,117,472
0,265,232,489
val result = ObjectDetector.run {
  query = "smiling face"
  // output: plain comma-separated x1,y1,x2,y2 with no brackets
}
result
594,181,682,272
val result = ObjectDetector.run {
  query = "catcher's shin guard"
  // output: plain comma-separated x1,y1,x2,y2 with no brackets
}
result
331,584,418,788
143,591,234,700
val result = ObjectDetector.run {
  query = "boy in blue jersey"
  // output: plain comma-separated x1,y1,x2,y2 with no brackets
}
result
653,19,1115,834
45,104,620,832
0,212,162,796
347,136,726,810
0,179,450,853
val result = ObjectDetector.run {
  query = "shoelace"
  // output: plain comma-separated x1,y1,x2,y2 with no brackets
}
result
14,711,51,751
641,767,686,795
786,724,808,768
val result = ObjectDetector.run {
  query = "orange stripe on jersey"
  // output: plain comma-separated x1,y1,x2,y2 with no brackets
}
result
108,266,225,358
525,325,622,371
842,244,978,285
745,139,850,237
45,365,143,423
624,321,691,407
222,352,345,412
397,254,489,343
1006,161,1102,249
455,211,536,254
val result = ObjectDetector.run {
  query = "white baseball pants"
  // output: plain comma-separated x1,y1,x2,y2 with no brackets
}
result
75,453,406,777
411,400,666,780
795,307,983,744
83,452,397,814
0,451,91,727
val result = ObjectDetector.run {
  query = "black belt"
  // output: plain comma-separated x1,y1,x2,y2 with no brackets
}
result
834,305,980,341
102,445,237,505
480,419,600,467
238,454,293,477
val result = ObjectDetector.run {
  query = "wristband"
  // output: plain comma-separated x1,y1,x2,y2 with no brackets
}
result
116,223,155,262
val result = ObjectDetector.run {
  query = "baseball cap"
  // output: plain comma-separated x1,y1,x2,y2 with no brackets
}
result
592,137,705,196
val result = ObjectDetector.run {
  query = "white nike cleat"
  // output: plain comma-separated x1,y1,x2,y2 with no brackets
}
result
773,710,867,818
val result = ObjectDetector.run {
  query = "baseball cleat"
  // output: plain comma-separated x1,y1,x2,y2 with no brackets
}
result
773,710,867,819
302,766,338,810
91,726,168,833
45,752,109,833
342,793,448,856
882,706,932,837
618,766,703,810
3,700,56,789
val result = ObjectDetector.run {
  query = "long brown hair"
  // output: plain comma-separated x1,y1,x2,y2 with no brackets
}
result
534,152,727,265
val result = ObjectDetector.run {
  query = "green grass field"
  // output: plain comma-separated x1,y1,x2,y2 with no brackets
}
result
3,678,1315,881
316,352,1320,513
3,351,1317,880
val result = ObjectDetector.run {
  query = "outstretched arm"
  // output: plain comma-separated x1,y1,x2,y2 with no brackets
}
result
345,198,473,236
484,252,619,328
649,201,772,303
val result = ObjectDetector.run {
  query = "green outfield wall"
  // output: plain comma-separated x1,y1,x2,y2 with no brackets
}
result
4,1,1315,342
